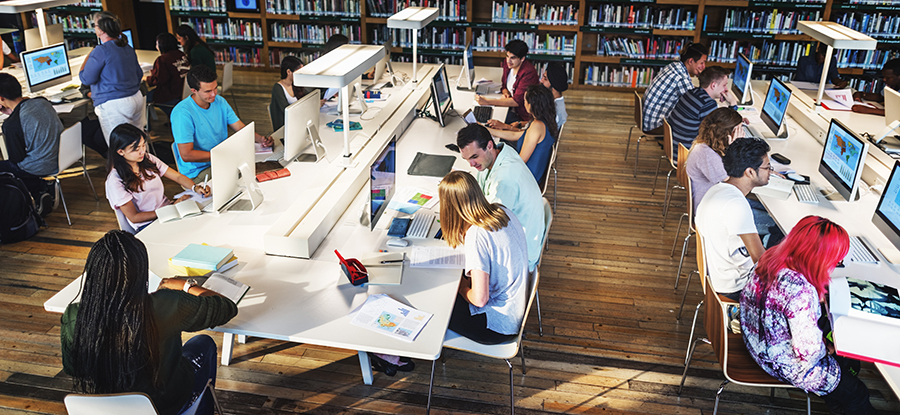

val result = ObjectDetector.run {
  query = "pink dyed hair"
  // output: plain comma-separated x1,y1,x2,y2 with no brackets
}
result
755,215,849,297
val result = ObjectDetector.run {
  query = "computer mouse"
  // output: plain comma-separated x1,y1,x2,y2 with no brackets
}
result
787,173,805,182
771,153,791,165
49,97,63,104
386,238,409,248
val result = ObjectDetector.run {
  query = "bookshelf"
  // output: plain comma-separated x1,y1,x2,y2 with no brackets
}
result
154,0,899,91
23,0,137,52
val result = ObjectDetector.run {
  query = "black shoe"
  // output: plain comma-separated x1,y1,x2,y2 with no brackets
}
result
369,353,415,376
36,192,53,217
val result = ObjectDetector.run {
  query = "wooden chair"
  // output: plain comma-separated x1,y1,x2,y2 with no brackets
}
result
542,123,563,213
49,122,97,225
670,143,693,289
534,198,553,336
658,119,685,227
64,378,223,415
652,118,677,197
677,226,704,320
679,252,812,414
625,91,664,177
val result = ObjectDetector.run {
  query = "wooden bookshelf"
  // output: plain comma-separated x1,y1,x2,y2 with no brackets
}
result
23,0,137,50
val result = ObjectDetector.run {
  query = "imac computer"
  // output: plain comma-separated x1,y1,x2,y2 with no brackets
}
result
24,24,64,51
211,122,263,212
370,38,396,89
122,29,134,48
875,86,900,144
283,89,326,163
456,42,475,90
369,137,396,230
20,43,71,95
335,75,367,115
732,53,753,106
429,64,453,127
749,77,792,139
818,118,869,202
872,161,900,263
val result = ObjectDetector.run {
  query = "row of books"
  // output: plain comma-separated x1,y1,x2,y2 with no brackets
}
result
179,18,264,42
47,13,94,34
72,1,102,6
535,61,574,83
266,0,361,16
715,9,823,34
269,22,361,44
584,65,659,88
392,27,466,50
834,12,900,38
490,2,578,25
270,49,321,66
848,0,898,3
586,5,696,31
473,30,576,56
708,39,815,66
392,53,462,65
835,49,900,70
366,0,397,17
214,47,264,67
597,36,690,60
168,0,227,12
398,0,466,21
66,38,96,50
849,77,887,95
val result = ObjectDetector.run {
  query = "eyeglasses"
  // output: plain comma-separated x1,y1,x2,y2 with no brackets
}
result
90,22,95,28
757,165,774,173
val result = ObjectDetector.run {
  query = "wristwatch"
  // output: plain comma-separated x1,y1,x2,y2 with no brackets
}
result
183,278,197,293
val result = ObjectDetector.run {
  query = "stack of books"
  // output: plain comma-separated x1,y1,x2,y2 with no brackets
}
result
170,243,238,277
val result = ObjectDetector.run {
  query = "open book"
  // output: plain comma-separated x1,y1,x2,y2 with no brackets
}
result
156,200,201,223
821,89,876,111
201,273,250,304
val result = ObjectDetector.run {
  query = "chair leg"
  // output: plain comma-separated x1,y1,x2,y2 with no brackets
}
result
651,156,665,195
205,379,224,415
685,301,703,366
552,166,557,214
660,170,674,226
57,178,71,225
520,344,527,374
679,336,711,395
807,392,811,415
712,380,730,415
230,91,241,118
676,270,697,320
535,289,543,337
670,213,687,257
426,359,436,414
506,359,515,415
674,232,693,290
625,125,635,161
80,155,98,201
633,135,643,177
770,387,775,403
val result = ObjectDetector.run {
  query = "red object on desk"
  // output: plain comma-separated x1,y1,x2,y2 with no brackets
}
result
256,168,291,182
335,250,368,286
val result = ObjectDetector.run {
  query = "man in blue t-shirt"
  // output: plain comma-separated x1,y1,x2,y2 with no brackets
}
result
171,65,273,182
668,66,734,160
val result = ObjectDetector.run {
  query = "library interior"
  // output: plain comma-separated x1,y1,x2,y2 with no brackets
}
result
4,0,900,414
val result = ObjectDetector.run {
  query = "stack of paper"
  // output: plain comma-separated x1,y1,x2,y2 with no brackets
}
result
350,294,432,342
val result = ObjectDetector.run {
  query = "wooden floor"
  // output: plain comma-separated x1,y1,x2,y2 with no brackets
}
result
2,72,900,415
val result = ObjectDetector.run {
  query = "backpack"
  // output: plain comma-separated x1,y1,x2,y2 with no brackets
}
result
0,172,46,244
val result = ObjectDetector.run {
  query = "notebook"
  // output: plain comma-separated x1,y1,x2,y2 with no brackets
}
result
171,244,234,271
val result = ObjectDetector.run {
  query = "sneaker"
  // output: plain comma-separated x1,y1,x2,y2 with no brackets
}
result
36,192,53,217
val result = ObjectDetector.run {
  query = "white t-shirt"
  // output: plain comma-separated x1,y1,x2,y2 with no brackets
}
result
2,40,9,56
105,153,171,229
506,69,516,95
695,182,757,294
280,83,298,105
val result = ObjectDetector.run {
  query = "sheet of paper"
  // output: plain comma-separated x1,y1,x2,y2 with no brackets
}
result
350,293,432,342
202,273,249,304
175,189,212,208
255,142,274,155
409,246,465,269
53,103,75,113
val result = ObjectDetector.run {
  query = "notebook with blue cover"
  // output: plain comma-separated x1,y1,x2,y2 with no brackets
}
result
171,244,234,271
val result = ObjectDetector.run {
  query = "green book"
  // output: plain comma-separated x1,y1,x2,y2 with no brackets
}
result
171,244,234,271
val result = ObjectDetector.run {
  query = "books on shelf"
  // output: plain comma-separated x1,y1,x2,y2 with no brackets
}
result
391,27,466,50
72,0,102,6
587,5,695,31
719,8,822,35
214,47,264,67
708,39,815,66
178,18,264,42
396,0,466,21
534,61,574,84
366,0,398,18
597,36,690,61
269,49,320,66
473,30,576,56
266,0,361,17
835,12,900,39
836,49,900,70
584,64,660,88
169,0,227,12
171,243,234,271
47,13,94,34
269,22,361,44
490,1,578,26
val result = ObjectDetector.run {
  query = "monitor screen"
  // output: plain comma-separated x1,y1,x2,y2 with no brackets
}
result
283,89,321,162
885,86,900,129
211,122,255,212
370,138,396,231
122,29,133,48
760,77,791,136
20,43,71,94
430,64,452,126
732,53,752,104
818,118,868,201
873,162,900,254
232,0,259,12
466,43,474,71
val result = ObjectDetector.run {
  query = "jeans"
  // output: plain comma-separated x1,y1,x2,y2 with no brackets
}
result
95,91,145,144
821,364,880,415
447,293,517,345
178,334,218,415
747,196,785,247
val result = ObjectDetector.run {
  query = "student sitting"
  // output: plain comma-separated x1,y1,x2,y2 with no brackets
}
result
440,170,529,344
61,230,237,415
853,58,900,116
486,85,558,183
642,43,708,133
105,124,209,233
175,24,216,71
146,33,190,117
741,215,880,414
794,45,848,88
486,62,569,130
695,137,771,300
686,107,744,213
668,65,733,159
270,56,306,131
475,39,539,124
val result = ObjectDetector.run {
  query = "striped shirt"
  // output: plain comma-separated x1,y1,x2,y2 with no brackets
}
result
642,62,692,131
668,87,717,160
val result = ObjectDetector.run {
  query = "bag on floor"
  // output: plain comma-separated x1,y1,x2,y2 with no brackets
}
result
0,172,45,244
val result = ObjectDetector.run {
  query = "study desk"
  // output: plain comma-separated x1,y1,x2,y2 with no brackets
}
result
44,62,509,385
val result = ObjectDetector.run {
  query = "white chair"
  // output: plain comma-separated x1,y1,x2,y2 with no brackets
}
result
626,91,664,177
425,241,545,414
534,197,554,336
541,123,562,213
64,378,223,415
114,208,137,235
219,62,240,117
50,122,97,225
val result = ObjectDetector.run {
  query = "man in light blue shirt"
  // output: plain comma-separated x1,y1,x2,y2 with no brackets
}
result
457,124,545,272
172,65,273,182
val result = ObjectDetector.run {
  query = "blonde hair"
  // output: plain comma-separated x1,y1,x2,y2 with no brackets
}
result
438,171,510,248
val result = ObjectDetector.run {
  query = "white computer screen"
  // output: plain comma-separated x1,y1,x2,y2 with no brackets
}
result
370,138,396,230
885,86,900,129
20,43,70,92
761,77,791,135
283,89,321,162
820,119,866,197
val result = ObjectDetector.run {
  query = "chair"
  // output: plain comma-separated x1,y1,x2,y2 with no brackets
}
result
425,240,545,414
114,208,138,235
219,62,240,117
679,261,811,414
652,118,676,197
534,197,553,336
625,91,664,177
677,226,704,320
670,144,694,289
658,120,685,229
541,123,563,213
50,122,98,225
147,78,190,134
64,378,223,415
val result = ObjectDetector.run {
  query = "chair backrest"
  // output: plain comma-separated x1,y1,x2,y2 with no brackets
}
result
222,62,234,92
114,208,137,235
64,393,159,415
663,118,675,169
181,77,191,100
703,273,729,370
57,122,83,175
539,198,553,264
633,91,643,130
540,137,558,194
696,231,708,294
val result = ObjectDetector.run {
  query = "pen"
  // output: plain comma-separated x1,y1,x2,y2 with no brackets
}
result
380,259,403,264
203,174,208,191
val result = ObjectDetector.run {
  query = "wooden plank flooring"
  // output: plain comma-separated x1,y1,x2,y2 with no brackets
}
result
2,72,899,414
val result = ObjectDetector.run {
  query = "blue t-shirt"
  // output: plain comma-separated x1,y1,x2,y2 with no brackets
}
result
171,95,240,179
78,39,143,106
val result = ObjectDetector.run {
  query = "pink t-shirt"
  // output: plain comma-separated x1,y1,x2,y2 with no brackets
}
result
105,153,171,229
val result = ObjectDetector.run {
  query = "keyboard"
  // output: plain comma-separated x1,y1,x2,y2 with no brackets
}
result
475,84,493,95
793,184,818,204
407,211,435,239
473,106,493,123
847,236,879,264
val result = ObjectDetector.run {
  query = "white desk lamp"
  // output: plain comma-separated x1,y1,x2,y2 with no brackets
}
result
387,7,438,84
293,44,386,167
0,0,80,47
797,21,877,114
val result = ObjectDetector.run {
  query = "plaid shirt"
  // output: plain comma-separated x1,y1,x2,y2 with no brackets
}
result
642,62,692,131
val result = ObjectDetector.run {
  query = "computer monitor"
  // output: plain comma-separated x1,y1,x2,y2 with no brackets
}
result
732,53,753,105
430,63,453,127
760,77,792,138
122,29,133,48
872,161,900,263
885,86,900,130
19,43,71,94
211,122,261,212
372,38,392,86
818,118,869,202
369,137,396,231
457,42,475,90
23,24,63,51
283,89,324,163
229,0,259,12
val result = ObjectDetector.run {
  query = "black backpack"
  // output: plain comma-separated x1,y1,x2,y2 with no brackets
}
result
0,172,45,244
